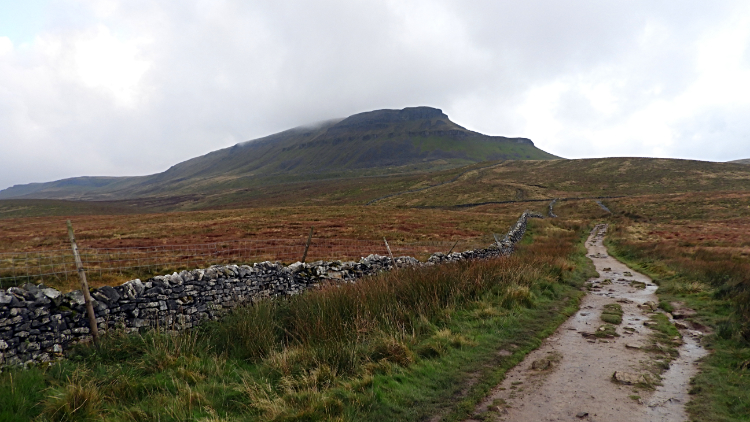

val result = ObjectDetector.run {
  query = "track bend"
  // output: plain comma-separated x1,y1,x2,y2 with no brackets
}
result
464,224,707,422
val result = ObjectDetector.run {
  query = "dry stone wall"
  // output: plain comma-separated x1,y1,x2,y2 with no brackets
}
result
0,211,542,369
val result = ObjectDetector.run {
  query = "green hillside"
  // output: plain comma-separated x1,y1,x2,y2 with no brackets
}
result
199,156,750,209
2,157,748,216
368,157,750,207
0,107,558,201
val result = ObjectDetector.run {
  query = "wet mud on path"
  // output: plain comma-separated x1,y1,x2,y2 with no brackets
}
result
464,224,707,422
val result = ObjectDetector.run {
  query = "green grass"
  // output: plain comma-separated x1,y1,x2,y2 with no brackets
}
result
594,324,619,338
601,303,623,325
687,337,750,421
360,288,584,422
0,368,46,421
607,226,750,421
0,219,596,421
643,313,681,372
629,280,647,289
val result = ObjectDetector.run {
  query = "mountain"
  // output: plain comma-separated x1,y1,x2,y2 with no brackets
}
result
729,158,750,165
0,107,559,200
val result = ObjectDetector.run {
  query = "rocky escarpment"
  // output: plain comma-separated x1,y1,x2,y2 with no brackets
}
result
0,211,542,369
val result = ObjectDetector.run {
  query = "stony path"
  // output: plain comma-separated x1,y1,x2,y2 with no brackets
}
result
464,224,707,422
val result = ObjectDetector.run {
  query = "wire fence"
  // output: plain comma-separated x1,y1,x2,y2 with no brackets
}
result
0,237,484,289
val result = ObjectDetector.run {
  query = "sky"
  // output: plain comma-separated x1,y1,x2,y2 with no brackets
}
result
1,0,749,190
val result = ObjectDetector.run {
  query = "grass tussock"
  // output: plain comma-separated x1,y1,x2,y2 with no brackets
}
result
601,303,623,325
42,371,103,422
594,324,619,338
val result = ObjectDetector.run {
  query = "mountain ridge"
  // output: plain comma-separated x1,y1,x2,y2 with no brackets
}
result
0,106,558,200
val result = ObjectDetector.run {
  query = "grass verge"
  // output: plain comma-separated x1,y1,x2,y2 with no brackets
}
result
607,224,750,421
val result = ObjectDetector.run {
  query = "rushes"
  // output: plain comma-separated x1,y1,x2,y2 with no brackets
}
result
202,300,279,362
42,369,103,422
204,255,546,366
368,335,414,367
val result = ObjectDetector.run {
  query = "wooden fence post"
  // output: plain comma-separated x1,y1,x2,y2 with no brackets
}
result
301,227,314,263
447,240,459,255
383,237,396,269
67,220,100,347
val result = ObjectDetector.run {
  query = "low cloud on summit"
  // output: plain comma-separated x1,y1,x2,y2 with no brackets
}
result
1,0,749,189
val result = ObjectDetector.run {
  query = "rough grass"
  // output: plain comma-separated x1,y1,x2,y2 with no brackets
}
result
4,157,747,214
0,218,596,421
594,324,619,338
606,192,750,421
0,367,46,420
0,205,527,252
376,158,750,208
0,204,545,291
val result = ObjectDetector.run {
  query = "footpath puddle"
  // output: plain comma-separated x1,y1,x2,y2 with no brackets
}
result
465,224,707,422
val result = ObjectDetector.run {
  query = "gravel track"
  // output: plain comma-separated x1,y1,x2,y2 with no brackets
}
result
463,224,707,422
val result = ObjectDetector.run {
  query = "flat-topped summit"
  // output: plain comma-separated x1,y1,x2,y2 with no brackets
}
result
334,106,449,128
310,106,533,146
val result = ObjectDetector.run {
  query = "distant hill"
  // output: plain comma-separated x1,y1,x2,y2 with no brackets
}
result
0,106,559,201
2,157,748,216
730,158,750,165
368,157,750,208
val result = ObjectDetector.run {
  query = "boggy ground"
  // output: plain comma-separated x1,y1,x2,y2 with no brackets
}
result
466,224,706,422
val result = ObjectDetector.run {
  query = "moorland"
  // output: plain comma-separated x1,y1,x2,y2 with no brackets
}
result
0,107,748,421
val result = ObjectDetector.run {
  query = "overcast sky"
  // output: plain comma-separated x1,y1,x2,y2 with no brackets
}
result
1,0,749,190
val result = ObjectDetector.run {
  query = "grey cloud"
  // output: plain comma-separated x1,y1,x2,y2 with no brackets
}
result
555,89,600,125
0,0,748,190
673,106,750,161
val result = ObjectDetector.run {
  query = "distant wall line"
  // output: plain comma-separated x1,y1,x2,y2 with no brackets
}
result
409,195,626,209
